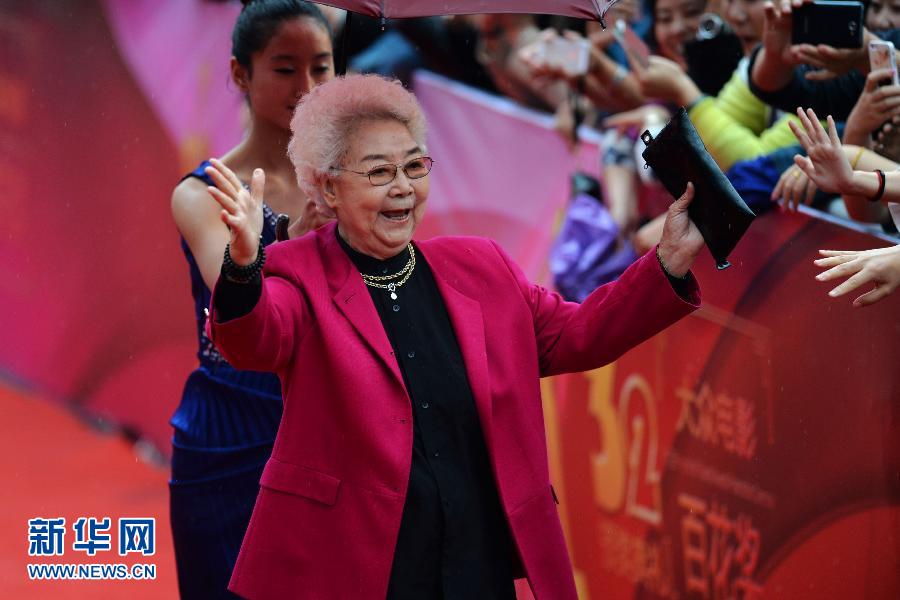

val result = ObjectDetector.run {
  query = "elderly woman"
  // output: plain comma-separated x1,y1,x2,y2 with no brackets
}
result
204,74,704,599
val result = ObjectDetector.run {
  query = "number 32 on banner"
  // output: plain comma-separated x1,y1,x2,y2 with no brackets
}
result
587,367,662,525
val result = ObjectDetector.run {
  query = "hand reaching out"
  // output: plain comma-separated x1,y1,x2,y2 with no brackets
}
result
204,158,265,265
789,107,855,195
814,245,900,307
771,164,818,210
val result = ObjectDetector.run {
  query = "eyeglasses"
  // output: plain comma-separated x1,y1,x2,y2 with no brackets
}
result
333,156,434,186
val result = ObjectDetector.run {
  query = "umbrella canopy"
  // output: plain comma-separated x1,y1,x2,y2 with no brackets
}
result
315,1,620,24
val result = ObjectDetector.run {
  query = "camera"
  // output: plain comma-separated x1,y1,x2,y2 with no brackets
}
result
685,13,744,97
696,13,731,41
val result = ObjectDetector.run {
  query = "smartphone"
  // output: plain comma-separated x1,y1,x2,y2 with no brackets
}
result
869,40,899,86
519,33,590,77
275,213,290,242
792,1,864,49
612,19,650,68
542,35,591,77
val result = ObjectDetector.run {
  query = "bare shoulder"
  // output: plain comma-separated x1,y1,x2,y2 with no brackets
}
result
171,176,213,215
171,176,222,234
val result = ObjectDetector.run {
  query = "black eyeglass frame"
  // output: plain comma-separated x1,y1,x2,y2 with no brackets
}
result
331,156,434,186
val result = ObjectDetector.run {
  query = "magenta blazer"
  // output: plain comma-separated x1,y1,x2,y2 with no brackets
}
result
208,222,699,599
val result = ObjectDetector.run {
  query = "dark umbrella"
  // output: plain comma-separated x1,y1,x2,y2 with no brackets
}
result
314,1,619,22
324,0,621,78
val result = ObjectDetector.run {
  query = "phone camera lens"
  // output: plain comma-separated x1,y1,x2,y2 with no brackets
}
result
696,13,731,40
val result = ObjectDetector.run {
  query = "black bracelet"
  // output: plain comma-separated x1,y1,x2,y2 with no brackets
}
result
868,169,886,203
223,240,265,284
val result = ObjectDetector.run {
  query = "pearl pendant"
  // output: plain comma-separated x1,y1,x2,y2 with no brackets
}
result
388,283,397,300
390,291,398,300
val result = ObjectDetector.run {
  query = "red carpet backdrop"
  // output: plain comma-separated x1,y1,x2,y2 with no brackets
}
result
2,0,897,597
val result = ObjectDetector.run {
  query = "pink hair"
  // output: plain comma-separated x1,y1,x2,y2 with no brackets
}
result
287,74,427,215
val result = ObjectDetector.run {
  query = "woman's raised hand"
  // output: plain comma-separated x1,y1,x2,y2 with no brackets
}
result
205,158,265,265
789,108,854,195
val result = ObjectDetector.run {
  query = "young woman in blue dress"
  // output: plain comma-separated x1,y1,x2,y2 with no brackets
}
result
168,1,334,597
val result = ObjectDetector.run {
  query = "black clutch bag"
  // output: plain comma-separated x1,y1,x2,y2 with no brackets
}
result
641,108,755,269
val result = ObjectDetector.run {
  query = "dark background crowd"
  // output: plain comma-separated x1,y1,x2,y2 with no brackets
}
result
292,0,900,300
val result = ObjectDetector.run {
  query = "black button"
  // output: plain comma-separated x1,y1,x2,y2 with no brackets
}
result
392,304,400,312
421,402,430,409
407,351,415,358
432,451,439,458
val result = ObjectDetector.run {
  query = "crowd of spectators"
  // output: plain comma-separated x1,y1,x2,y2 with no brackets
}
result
316,0,900,304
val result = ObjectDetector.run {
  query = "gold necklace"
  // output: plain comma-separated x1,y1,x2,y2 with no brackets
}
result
360,244,416,300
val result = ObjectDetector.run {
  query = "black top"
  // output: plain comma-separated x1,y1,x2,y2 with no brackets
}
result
215,231,517,599
336,232,517,600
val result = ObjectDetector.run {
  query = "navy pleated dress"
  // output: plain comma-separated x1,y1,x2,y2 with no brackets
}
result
169,161,283,599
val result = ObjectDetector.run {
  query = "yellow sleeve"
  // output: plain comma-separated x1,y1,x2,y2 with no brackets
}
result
688,70,801,172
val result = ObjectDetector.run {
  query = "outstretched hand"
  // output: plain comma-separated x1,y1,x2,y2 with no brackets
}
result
657,182,705,277
772,164,818,211
814,245,900,307
205,158,265,265
789,107,854,195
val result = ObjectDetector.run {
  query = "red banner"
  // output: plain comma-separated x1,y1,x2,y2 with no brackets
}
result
542,212,900,598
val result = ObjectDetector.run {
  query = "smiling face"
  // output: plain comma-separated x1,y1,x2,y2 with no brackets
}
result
654,0,708,65
232,16,333,131
323,119,430,259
